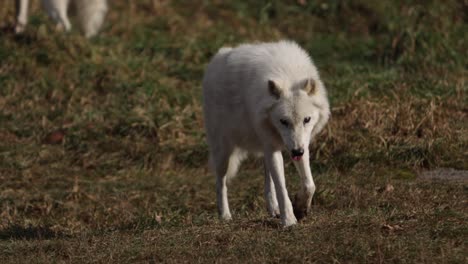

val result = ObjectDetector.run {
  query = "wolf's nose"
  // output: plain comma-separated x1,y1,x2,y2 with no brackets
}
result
291,148,304,157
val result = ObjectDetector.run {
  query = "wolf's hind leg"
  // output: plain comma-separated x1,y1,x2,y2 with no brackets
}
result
212,148,244,221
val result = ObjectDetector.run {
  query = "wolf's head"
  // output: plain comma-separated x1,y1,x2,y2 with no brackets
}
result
267,78,330,161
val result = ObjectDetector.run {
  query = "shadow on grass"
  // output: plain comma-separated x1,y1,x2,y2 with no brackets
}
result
0,224,67,240
249,218,282,229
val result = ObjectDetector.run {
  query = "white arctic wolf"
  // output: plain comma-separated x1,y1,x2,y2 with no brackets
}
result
202,40,330,227
15,0,108,38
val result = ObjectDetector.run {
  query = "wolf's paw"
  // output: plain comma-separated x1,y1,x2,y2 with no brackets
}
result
292,204,308,221
15,24,25,34
282,216,298,228
220,213,232,221
267,207,280,218
292,195,309,221
272,211,281,218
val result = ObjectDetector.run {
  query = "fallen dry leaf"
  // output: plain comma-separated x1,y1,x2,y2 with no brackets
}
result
43,129,66,144
376,184,395,194
385,184,395,192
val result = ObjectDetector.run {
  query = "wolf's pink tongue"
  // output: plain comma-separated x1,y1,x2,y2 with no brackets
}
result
292,156,302,161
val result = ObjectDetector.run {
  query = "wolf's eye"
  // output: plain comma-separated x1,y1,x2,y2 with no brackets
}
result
304,117,311,124
280,119,289,127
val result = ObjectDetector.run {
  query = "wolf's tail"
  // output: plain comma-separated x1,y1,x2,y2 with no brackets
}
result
75,0,108,38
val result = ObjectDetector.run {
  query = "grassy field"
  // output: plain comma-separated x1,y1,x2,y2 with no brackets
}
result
0,0,467,263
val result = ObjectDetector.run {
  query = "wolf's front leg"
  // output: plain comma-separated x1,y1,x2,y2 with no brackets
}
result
264,151,297,227
292,149,316,220
15,0,30,33
264,164,280,217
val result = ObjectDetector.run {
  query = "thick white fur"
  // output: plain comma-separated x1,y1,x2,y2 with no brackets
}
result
15,0,108,38
202,40,330,227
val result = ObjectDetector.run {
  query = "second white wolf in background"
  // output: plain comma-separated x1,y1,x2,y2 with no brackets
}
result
202,40,330,227
15,0,108,38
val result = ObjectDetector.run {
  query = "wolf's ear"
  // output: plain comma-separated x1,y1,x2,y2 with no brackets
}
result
268,80,282,99
302,78,316,96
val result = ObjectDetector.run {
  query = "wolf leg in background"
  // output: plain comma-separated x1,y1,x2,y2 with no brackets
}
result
74,0,108,38
14,0,108,38
15,0,29,33
202,40,330,227
41,0,72,31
